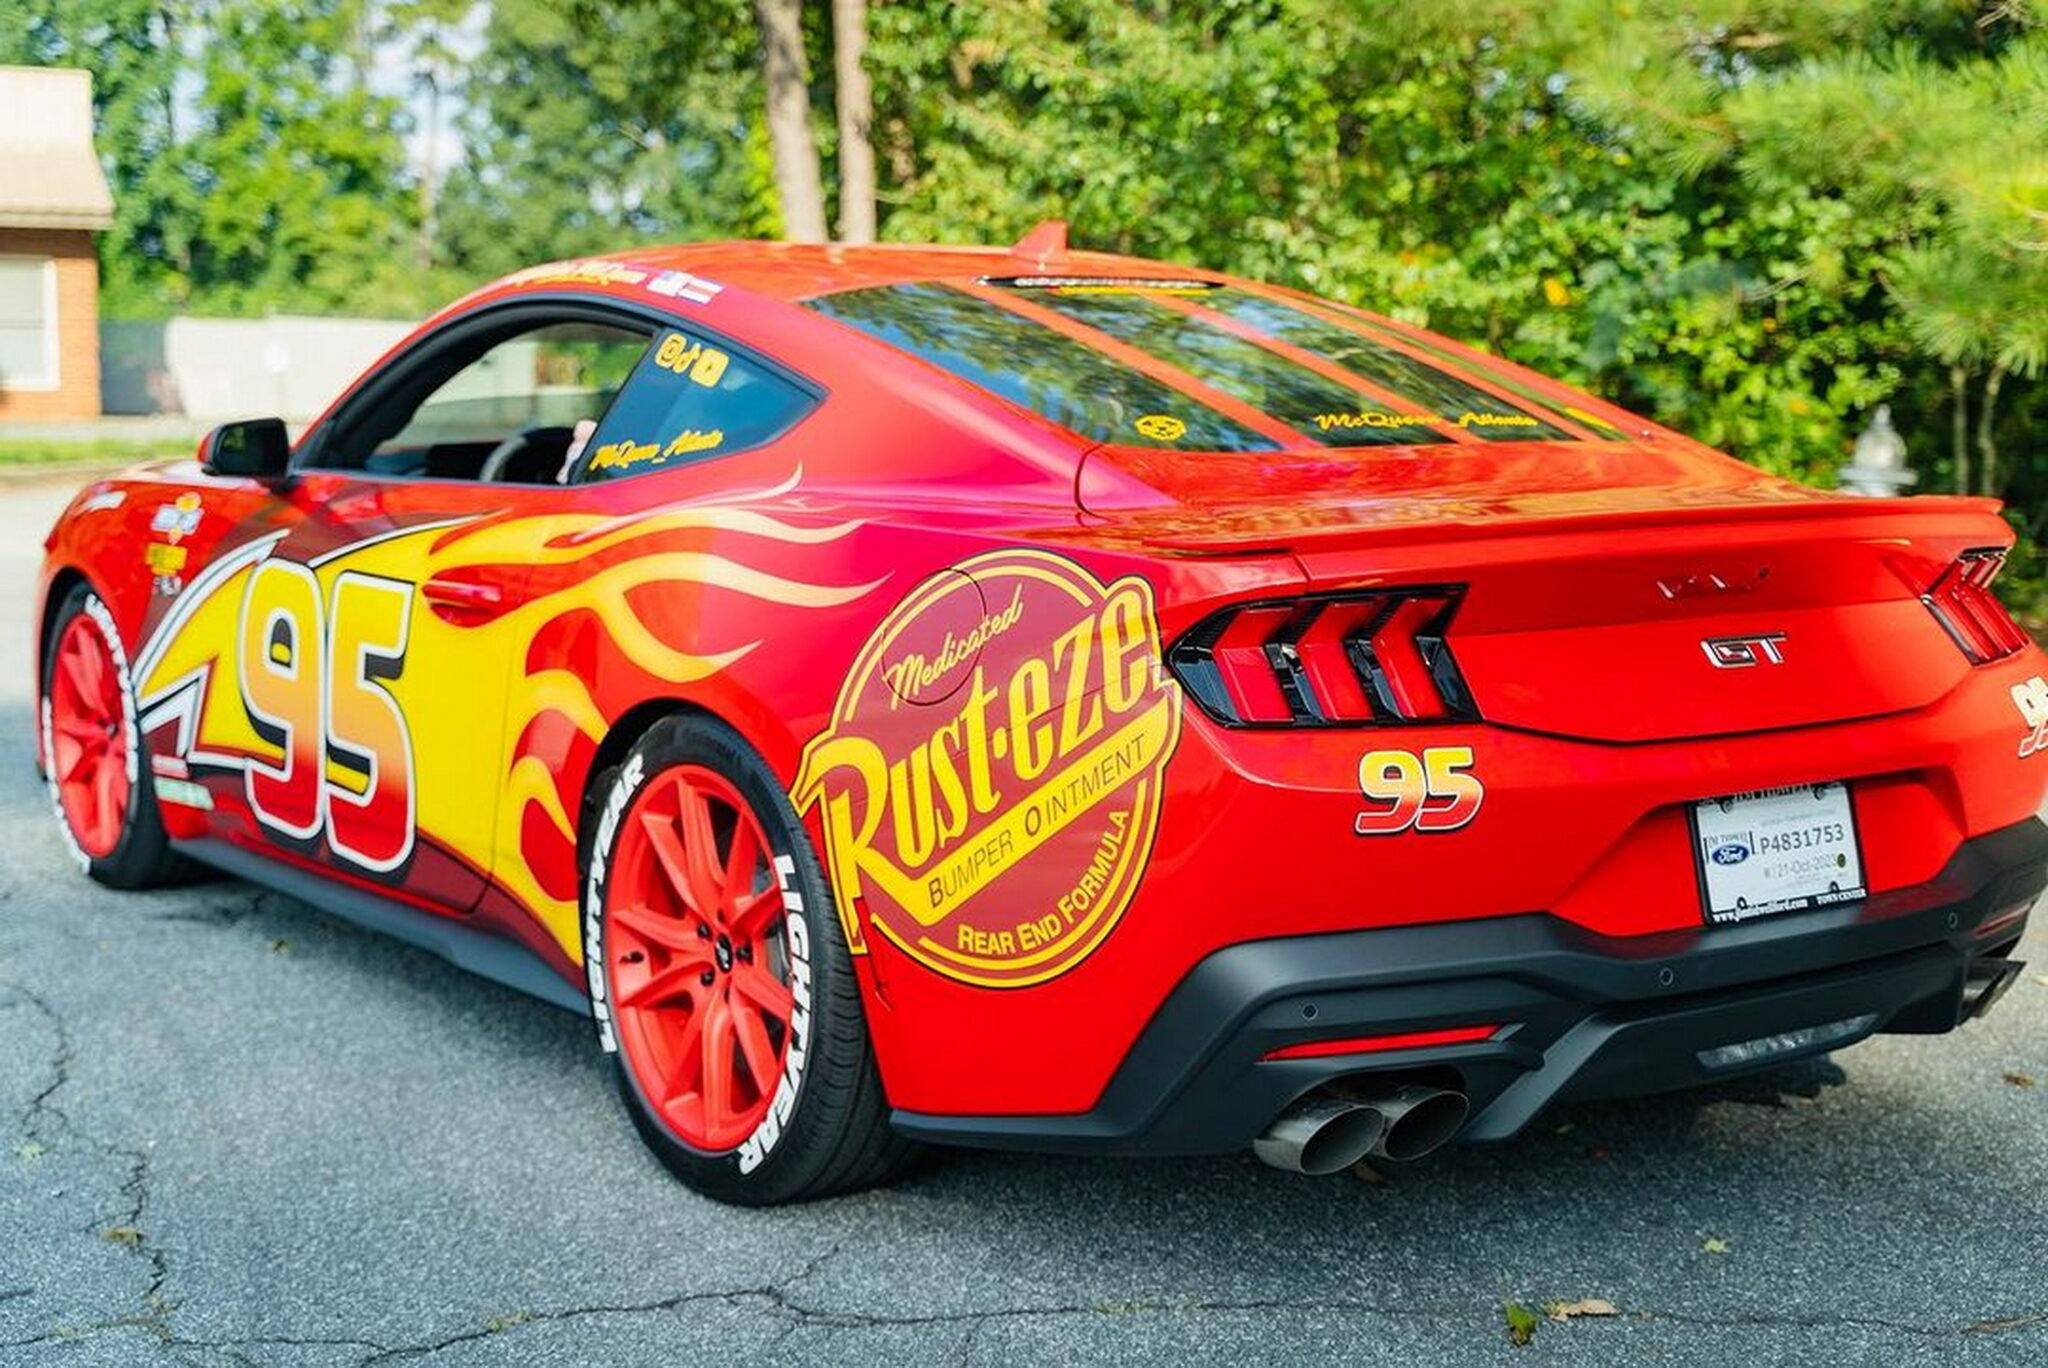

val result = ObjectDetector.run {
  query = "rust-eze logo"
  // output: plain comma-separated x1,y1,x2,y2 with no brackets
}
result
792,550,1182,988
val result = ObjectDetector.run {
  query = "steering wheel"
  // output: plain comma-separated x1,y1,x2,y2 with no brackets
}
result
477,424,574,484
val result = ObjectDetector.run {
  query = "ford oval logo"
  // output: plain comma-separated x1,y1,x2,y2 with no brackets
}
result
1709,841,1751,866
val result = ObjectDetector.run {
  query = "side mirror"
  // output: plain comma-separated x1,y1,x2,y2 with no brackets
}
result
198,418,292,482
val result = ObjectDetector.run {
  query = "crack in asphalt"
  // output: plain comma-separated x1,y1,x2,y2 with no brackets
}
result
32,1287,2003,1367
283,1292,2048,1365
333,1236,864,1366
735,1292,2048,1341
2,975,173,1351
9,978,72,1144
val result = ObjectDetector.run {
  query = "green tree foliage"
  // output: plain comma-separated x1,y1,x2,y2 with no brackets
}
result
12,0,2048,577
2,0,419,315
2,1,193,311
433,0,771,279
861,0,2041,494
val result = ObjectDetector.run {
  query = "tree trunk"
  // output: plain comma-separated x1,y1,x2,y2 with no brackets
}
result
417,75,441,272
160,5,180,145
347,0,373,94
754,0,829,243
1977,363,2007,498
1950,365,1970,495
832,0,877,243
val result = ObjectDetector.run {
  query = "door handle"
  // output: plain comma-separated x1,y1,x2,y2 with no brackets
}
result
421,577,508,623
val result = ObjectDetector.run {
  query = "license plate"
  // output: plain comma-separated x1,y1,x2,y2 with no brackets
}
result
1691,783,1865,925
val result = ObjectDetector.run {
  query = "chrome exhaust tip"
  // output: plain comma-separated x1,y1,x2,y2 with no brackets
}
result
1252,1098,1386,1176
1356,1084,1469,1162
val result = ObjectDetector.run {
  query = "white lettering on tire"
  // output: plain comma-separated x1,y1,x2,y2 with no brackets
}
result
584,753,644,1054
737,854,810,1176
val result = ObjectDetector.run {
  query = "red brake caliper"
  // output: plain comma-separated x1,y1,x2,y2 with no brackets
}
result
48,614,132,860
607,766,797,1152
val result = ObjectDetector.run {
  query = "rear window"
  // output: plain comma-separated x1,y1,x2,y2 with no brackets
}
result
806,280,1581,449
807,283,1277,452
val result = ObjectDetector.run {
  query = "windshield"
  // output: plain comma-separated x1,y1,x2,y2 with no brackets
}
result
807,279,1586,450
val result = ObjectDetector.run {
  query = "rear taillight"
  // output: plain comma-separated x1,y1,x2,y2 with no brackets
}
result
1923,548,2030,664
1170,589,1478,727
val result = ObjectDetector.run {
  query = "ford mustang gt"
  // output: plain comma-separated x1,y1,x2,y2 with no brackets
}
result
35,225,2046,1203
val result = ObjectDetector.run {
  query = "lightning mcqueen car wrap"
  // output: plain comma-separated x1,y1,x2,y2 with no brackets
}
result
35,228,2048,1203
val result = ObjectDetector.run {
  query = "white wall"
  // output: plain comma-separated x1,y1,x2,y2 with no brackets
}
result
103,315,416,422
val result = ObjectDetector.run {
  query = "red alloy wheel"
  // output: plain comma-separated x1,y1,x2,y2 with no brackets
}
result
47,613,132,860
606,765,798,1153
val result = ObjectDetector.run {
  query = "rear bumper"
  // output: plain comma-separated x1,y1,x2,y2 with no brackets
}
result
892,817,2046,1156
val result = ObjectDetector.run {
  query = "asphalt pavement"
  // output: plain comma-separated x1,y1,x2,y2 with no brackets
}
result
0,475,2044,1368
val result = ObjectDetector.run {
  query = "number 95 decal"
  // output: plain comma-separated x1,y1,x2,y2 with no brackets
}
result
239,560,416,874
1354,746,1484,836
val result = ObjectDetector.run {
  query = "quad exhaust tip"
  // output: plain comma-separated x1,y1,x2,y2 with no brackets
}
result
1358,1083,1470,1163
1252,1098,1386,1176
1253,1084,1470,1175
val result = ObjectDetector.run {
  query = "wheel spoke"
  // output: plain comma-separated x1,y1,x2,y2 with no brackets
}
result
55,734,94,784
660,999,709,1101
728,885,785,940
610,902,699,951
721,816,761,904
731,962,795,1023
59,640,101,707
732,1000,780,1094
616,952,711,1009
673,783,727,922
640,811,703,916
92,754,120,829
698,993,734,1127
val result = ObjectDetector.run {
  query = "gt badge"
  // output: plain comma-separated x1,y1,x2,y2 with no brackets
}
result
2011,674,2048,758
793,550,1182,988
1701,632,1786,668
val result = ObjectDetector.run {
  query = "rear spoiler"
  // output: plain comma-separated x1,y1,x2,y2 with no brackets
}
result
1117,492,2008,556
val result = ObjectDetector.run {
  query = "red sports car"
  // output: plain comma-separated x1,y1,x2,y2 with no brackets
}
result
36,227,2046,1204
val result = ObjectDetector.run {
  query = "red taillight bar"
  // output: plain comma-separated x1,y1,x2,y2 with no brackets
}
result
1923,548,2030,664
1170,588,1479,728
1209,605,1296,723
1368,595,1451,720
1261,1024,1500,1062
1292,599,1379,722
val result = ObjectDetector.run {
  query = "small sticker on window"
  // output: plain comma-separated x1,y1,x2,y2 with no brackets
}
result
652,332,731,387
1134,414,1187,441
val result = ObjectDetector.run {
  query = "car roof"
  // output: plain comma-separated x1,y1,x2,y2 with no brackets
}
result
429,230,1683,486
587,238,1217,303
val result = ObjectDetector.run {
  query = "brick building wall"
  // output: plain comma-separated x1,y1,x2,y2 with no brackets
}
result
0,226,102,421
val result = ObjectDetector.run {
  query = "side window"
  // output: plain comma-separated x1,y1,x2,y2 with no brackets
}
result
570,327,818,482
326,321,650,482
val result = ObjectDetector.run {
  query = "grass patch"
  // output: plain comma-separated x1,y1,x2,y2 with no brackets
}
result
0,437,182,468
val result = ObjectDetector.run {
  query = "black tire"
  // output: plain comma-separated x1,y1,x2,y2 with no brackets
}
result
40,584,195,890
583,712,917,1205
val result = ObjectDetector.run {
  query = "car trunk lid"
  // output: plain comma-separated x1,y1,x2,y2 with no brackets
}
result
1078,443,2009,743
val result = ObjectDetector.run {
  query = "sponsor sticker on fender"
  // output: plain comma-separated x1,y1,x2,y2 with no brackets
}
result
792,550,1182,988
2011,674,2048,758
